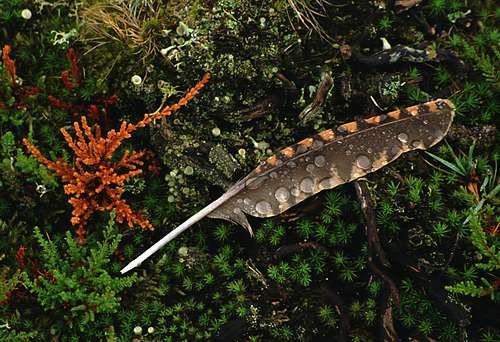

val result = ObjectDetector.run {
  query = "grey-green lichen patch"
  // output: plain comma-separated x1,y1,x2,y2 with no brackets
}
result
209,144,241,180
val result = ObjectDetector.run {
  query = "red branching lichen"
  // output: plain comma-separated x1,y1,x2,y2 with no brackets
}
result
60,48,81,91
61,70,75,91
16,245,26,270
46,48,119,124
67,48,81,85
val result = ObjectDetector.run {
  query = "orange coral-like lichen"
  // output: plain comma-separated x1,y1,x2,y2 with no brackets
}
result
2,45,17,86
23,73,210,244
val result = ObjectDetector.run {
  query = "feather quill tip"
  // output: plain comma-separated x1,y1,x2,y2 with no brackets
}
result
120,260,140,274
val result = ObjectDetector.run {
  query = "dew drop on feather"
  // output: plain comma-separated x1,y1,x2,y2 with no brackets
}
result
356,154,372,170
306,164,315,173
255,201,273,215
397,133,409,143
314,155,326,167
274,187,290,203
319,177,335,190
299,177,315,193
412,140,423,148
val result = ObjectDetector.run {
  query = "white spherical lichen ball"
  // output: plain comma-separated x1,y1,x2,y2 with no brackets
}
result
131,75,142,86
21,9,32,20
211,127,221,137
133,326,143,335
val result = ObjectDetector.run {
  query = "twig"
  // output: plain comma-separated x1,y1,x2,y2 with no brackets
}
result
353,181,390,266
445,231,460,267
354,180,400,307
298,65,334,122
237,73,298,121
368,257,400,307
273,241,328,260
353,44,436,66
379,289,398,342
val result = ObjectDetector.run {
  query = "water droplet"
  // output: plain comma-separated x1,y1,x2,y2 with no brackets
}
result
246,176,268,189
432,129,444,138
397,133,409,143
296,145,307,154
299,177,315,193
337,126,347,133
319,177,336,190
287,161,297,168
436,100,446,109
346,150,352,156
243,198,252,205
275,187,290,202
348,144,354,149
291,187,301,197
390,144,400,157
306,164,315,173
423,120,429,125
367,148,373,154
411,140,422,148
314,155,326,167
276,159,283,166
313,140,324,149
356,154,372,170
270,171,278,179
255,201,273,215
379,114,388,122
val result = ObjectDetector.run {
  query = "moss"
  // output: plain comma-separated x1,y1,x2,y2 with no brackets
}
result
1,0,499,340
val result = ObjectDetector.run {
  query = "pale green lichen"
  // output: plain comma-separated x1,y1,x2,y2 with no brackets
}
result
208,144,240,180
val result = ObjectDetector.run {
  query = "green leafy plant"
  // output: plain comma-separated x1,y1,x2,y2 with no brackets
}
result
446,214,500,301
318,305,337,327
427,0,448,16
378,16,393,31
22,212,137,331
432,222,450,239
405,175,424,204
426,142,478,180
213,223,232,241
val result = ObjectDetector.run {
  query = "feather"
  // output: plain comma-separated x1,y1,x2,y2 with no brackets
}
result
121,99,455,273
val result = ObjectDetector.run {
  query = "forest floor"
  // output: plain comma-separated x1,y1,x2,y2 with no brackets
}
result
0,0,499,341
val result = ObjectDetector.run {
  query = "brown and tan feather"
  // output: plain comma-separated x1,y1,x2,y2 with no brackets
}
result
208,99,455,234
